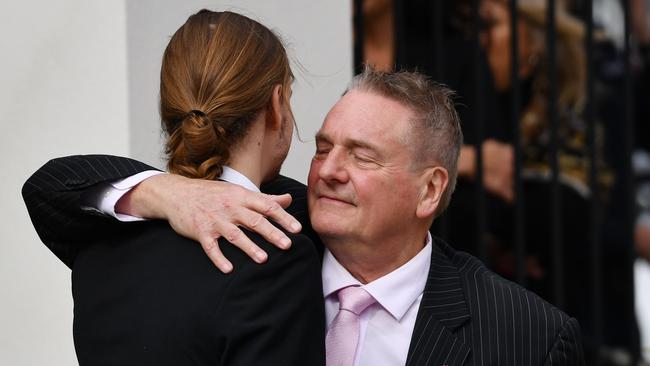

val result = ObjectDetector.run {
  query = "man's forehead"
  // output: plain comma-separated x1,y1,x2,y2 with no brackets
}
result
340,90,413,120
315,128,382,151
317,90,412,143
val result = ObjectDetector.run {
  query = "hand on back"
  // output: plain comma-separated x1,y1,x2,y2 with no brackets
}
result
117,174,302,273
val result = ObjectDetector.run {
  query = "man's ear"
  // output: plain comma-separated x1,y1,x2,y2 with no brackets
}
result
416,167,449,219
266,84,284,131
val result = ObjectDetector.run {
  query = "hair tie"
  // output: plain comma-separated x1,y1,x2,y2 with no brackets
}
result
188,109,206,118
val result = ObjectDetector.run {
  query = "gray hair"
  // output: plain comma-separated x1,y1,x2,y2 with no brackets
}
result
346,67,463,216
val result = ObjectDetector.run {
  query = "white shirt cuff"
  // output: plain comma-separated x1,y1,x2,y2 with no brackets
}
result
96,170,165,222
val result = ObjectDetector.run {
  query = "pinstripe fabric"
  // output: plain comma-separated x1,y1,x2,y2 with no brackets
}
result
23,155,585,365
406,239,585,365
22,155,157,267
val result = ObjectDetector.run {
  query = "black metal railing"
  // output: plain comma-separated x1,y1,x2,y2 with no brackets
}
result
622,0,639,359
353,0,639,363
584,0,603,355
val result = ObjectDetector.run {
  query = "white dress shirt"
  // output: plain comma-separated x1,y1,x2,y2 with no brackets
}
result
92,166,259,222
322,234,432,366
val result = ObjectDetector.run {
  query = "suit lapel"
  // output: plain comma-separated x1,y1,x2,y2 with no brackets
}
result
405,239,471,366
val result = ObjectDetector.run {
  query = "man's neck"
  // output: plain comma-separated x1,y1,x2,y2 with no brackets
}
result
324,229,429,284
227,121,265,188
228,157,262,188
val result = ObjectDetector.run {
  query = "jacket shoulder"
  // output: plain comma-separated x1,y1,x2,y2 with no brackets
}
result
439,238,569,320
434,238,583,364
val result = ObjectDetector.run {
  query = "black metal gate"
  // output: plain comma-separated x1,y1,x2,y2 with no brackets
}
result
353,0,642,364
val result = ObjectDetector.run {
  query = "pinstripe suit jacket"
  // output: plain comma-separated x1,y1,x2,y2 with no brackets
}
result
403,240,584,365
262,174,585,366
22,155,325,365
23,155,585,365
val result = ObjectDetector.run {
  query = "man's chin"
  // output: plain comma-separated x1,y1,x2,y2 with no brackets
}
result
310,212,349,237
312,226,345,241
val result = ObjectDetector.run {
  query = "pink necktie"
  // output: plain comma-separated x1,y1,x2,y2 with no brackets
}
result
325,286,377,366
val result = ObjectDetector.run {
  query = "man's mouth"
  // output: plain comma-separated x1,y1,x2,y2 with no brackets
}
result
318,194,354,206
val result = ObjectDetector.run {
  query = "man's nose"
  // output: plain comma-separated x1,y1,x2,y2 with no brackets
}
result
318,148,349,183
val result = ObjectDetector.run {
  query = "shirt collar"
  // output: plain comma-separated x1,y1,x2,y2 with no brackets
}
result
219,166,260,192
322,233,432,321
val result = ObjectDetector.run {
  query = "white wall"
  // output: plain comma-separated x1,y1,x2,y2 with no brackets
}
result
0,1,351,365
0,2,129,365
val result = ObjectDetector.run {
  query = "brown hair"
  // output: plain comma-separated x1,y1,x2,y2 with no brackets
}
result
347,67,463,216
160,10,293,179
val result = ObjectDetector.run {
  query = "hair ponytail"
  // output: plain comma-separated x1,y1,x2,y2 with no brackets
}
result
165,110,230,180
159,10,293,179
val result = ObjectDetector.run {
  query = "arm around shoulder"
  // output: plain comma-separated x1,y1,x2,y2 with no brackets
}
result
22,154,156,266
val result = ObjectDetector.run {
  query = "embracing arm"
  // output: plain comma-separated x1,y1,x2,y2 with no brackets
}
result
22,154,303,270
217,233,326,365
21,155,155,267
543,317,585,365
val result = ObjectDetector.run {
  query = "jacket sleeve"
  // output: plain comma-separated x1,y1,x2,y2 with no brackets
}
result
216,232,326,366
543,317,586,365
21,154,157,267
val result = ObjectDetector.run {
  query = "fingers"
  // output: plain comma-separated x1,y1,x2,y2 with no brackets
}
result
255,194,302,234
243,211,292,250
198,235,234,274
162,181,303,272
229,187,301,236
222,189,297,250
270,193,293,208
223,223,269,263
198,220,270,268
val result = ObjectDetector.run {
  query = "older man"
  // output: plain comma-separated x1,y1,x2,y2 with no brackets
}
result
24,69,584,365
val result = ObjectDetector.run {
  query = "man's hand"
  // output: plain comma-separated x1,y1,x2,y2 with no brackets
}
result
116,174,302,273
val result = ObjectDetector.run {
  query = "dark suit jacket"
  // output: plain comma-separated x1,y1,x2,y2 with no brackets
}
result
22,155,325,366
23,155,584,365
404,240,584,365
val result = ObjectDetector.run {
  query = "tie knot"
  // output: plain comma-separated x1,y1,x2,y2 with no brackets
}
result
337,286,376,315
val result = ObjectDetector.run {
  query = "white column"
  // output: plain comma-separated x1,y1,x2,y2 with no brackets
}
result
0,1,129,365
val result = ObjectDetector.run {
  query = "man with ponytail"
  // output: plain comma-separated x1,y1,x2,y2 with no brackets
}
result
23,10,324,366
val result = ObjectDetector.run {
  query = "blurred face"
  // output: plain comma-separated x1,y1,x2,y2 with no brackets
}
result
307,90,425,244
481,0,537,90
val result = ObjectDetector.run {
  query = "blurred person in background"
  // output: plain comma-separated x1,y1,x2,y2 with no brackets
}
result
479,0,617,361
365,0,627,362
